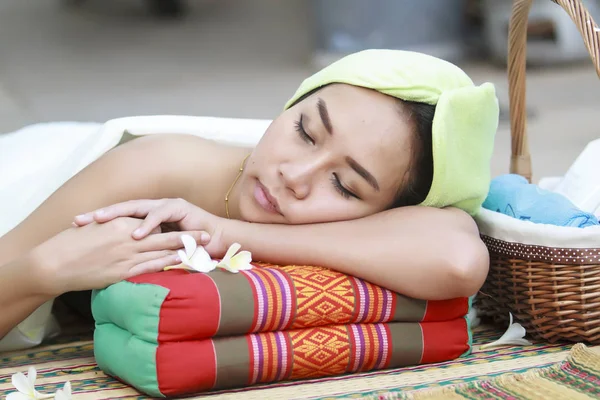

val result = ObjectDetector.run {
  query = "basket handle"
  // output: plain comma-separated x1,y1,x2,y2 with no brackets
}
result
507,0,600,182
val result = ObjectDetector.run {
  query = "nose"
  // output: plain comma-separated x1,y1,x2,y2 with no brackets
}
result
279,158,321,200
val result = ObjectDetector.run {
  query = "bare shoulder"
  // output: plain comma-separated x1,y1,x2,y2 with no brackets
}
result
110,134,231,189
0,134,235,264
120,133,222,155
115,134,224,166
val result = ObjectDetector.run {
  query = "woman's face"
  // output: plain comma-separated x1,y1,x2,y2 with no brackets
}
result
237,84,415,224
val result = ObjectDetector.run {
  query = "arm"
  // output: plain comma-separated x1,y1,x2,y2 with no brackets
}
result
224,206,488,300
0,255,52,339
0,135,210,338
0,134,203,266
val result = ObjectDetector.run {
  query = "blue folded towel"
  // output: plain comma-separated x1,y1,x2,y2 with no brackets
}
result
482,174,599,228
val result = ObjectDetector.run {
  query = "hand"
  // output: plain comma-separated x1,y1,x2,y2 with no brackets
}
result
31,217,207,296
73,198,228,257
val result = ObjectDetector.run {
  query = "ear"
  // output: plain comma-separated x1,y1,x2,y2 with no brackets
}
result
419,82,499,216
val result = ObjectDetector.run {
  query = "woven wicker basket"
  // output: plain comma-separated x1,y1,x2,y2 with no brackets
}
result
475,0,600,344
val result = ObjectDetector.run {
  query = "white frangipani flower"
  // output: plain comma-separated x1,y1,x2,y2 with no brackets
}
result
164,235,253,274
7,367,72,400
480,313,532,350
164,234,217,273
215,242,253,273
53,381,72,400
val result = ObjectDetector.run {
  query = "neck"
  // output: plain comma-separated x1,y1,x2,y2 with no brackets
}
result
224,154,250,220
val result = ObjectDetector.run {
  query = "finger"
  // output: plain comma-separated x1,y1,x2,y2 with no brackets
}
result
132,211,169,239
74,200,156,226
73,213,95,226
128,252,182,277
93,200,159,223
138,230,210,252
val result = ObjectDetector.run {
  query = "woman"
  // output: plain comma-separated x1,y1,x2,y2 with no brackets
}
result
0,49,499,341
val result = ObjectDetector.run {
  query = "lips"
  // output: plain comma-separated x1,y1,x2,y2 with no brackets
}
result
254,180,282,215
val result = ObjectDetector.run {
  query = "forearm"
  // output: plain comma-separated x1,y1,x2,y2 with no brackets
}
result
225,207,489,300
0,255,53,340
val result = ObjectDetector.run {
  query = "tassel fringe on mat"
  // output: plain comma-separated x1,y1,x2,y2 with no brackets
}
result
398,343,600,400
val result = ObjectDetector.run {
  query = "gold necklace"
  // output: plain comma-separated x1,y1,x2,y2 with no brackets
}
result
225,154,250,219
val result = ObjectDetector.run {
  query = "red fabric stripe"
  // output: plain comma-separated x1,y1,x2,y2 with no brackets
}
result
383,324,393,368
156,340,217,396
128,270,221,341
420,319,469,364
422,297,469,322
349,278,361,322
347,325,357,372
147,270,220,394
247,335,257,384
281,331,294,380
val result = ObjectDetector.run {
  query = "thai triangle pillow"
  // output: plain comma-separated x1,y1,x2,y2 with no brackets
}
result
92,264,473,397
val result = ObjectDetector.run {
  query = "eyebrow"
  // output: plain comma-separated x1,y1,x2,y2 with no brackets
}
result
317,98,333,135
346,156,380,192
316,98,380,192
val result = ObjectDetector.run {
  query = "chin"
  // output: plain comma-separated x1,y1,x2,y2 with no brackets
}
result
238,201,269,223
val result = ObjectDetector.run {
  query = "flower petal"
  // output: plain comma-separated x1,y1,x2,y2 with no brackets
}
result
193,259,218,273
164,249,195,271
180,234,197,258
27,367,36,387
195,262,218,273
227,251,253,272
190,245,212,265
12,372,32,394
62,381,71,397
177,249,199,271
54,387,72,400
479,313,532,350
222,243,242,263
190,246,218,273
6,392,30,400
178,249,190,264
217,256,253,274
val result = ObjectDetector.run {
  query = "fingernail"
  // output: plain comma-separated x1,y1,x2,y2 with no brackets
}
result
133,228,143,237
95,209,105,217
201,233,210,243
75,214,88,221
174,255,181,263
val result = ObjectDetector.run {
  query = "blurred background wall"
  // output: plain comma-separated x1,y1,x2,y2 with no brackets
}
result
1,0,600,178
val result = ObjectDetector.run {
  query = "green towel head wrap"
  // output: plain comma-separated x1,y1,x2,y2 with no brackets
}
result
284,49,499,216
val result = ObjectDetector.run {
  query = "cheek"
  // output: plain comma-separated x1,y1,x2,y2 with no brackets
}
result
253,126,296,161
285,188,376,224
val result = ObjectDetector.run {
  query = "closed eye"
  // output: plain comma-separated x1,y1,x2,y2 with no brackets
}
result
294,114,315,145
331,174,360,200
